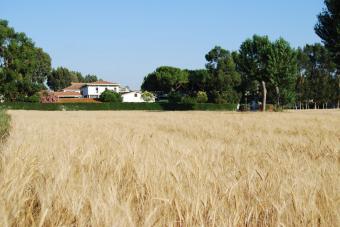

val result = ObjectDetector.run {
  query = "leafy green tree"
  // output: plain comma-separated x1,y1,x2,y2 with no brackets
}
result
167,91,182,103
205,46,241,103
315,0,340,108
47,67,74,91
187,69,210,94
141,66,189,94
237,35,298,109
0,19,51,101
83,74,98,83
69,71,83,82
267,38,298,105
315,0,340,67
296,44,337,108
237,35,273,110
99,90,122,102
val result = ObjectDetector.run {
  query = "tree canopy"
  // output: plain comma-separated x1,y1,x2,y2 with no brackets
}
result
0,19,51,101
315,0,340,67
141,66,189,94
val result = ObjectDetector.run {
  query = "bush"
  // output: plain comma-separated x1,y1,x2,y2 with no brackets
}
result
168,92,182,103
212,90,241,104
99,90,122,103
181,96,197,104
26,94,41,103
141,91,155,102
196,91,208,103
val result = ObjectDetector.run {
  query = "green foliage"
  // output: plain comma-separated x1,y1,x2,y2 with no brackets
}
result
196,91,208,103
181,95,197,104
168,91,182,103
205,46,241,103
267,38,298,105
83,74,98,83
99,90,122,103
141,91,154,102
296,44,337,106
187,69,210,93
47,67,74,91
47,68,100,91
236,35,298,106
315,0,340,68
0,102,237,111
26,93,41,103
0,19,51,101
141,66,189,93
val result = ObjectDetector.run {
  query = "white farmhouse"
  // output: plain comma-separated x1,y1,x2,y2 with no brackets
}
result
122,91,144,102
81,81,121,98
121,91,155,103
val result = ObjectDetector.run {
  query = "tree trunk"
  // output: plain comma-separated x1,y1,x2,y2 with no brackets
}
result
275,86,280,107
262,81,267,112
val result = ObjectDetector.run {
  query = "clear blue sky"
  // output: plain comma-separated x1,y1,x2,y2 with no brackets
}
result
3,0,323,89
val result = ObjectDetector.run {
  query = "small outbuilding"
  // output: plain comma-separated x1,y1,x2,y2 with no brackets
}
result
122,91,155,103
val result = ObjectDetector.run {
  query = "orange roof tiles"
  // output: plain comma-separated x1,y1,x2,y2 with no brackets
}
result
63,83,85,91
53,91,82,97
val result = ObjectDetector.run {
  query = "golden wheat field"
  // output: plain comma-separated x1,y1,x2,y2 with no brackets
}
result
0,110,339,226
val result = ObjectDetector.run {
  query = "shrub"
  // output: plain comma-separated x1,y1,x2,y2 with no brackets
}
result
26,93,41,103
196,91,208,103
213,90,241,104
181,96,197,104
168,92,182,103
99,90,122,103
141,91,155,102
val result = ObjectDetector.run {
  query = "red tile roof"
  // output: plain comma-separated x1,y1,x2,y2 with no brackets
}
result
85,81,118,85
53,91,82,97
63,83,85,91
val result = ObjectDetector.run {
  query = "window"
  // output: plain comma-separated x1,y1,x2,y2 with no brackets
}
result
134,93,138,97
96,87,99,93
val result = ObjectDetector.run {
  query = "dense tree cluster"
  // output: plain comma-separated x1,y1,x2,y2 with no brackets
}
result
142,0,339,110
0,19,51,101
0,19,101,101
141,37,301,108
47,67,100,91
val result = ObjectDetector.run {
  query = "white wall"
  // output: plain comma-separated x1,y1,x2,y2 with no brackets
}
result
122,92,145,103
82,85,120,98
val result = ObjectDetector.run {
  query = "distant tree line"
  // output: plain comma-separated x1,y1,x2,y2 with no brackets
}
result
141,0,339,109
47,67,100,91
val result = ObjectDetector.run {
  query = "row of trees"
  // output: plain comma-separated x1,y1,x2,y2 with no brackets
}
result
47,67,100,91
0,19,100,101
141,38,338,108
142,0,339,109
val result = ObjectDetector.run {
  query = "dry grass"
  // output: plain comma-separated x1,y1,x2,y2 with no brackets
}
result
0,110,339,226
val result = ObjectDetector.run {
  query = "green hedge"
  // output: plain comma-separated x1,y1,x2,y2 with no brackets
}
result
0,102,237,111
